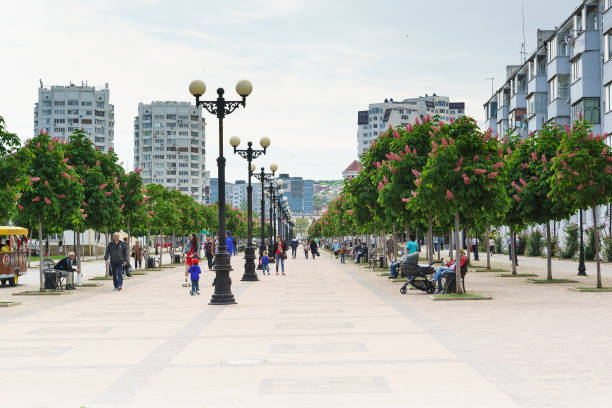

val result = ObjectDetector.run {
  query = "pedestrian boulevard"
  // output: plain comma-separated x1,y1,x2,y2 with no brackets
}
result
1,251,612,407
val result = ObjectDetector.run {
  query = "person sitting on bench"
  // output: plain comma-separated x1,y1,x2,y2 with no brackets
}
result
54,251,80,290
389,251,408,278
432,249,466,293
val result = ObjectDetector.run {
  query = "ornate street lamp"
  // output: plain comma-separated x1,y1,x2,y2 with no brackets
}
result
189,79,253,305
254,164,276,269
229,136,270,281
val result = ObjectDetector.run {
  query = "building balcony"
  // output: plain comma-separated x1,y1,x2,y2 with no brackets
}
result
496,105,509,120
570,53,602,102
604,6,612,34
604,59,612,84
527,113,547,134
548,98,570,120
528,75,548,95
547,56,570,80
510,93,526,112
572,30,600,58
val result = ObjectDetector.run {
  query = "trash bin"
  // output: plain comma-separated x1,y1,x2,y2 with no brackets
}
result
174,254,181,264
147,257,154,269
379,256,384,268
44,270,56,290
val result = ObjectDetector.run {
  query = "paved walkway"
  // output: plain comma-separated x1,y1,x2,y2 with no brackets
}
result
1,250,611,407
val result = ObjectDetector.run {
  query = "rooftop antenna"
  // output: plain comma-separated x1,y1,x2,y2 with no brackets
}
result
486,77,494,95
520,0,527,63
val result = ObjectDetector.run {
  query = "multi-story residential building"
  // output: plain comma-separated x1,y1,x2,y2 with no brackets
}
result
483,0,612,237
33,82,114,151
277,174,315,216
356,94,466,158
484,2,608,139
133,101,206,202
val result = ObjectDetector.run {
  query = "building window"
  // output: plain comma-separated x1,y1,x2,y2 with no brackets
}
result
571,58,582,83
606,83,612,113
548,78,556,102
605,32,612,62
572,98,600,124
547,40,557,63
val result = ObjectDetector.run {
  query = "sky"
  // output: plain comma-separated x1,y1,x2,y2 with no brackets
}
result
0,0,580,183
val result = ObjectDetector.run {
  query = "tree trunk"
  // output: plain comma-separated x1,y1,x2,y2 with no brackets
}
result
76,232,81,278
159,229,163,266
38,216,44,291
465,229,471,265
27,230,32,268
427,216,433,264
449,229,453,261
105,231,110,276
486,225,491,270
392,223,397,262
127,221,131,265
510,226,517,275
146,228,151,268
454,213,463,294
594,205,602,289
381,225,387,268
546,221,552,280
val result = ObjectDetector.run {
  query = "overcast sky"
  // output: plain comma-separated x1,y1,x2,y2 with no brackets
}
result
1,0,579,182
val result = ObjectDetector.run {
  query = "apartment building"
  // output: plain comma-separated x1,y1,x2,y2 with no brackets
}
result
483,0,612,233
33,82,114,151
357,94,465,158
484,1,612,139
133,101,206,202
277,174,315,216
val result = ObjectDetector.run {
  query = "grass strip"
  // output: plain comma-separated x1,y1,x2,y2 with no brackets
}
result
78,283,102,287
431,293,492,301
12,290,67,296
527,278,579,283
569,287,612,292
497,273,538,277
0,301,21,307
471,268,508,273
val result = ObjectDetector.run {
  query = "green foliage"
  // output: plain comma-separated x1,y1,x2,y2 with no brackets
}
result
526,229,545,257
0,116,21,157
602,236,612,262
585,225,602,261
561,223,578,259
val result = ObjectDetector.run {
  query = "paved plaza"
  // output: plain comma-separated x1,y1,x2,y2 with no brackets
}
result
1,251,612,407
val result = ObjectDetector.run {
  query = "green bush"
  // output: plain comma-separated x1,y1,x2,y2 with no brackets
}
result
602,237,612,262
494,235,503,254
561,223,578,259
526,229,545,256
584,226,602,261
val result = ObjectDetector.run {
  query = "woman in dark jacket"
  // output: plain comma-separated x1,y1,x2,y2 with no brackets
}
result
310,239,318,260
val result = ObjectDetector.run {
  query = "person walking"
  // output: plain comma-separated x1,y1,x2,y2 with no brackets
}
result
472,237,479,261
105,232,128,291
261,250,270,275
290,237,299,259
340,242,347,263
232,235,238,256
489,236,495,254
132,240,144,269
188,257,201,295
274,236,286,275
182,233,198,287
122,238,133,277
204,235,214,270
303,240,309,259
226,231,234,257
309,239,318,260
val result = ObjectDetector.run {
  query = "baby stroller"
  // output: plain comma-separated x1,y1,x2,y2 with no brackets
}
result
399,253,441,295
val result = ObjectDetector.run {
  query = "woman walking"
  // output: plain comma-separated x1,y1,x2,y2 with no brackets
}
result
303,240,309,259
274,236,286,275
310,239,318,260
182,233,198,287
132,240,144,269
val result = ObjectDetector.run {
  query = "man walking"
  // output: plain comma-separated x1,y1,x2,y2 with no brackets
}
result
226,231,234,257
105,232,128,291
204,235,214,269
290,237,299,259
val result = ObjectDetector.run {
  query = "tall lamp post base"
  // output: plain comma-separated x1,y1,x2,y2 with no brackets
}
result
209,253,236,305
241,244,259,281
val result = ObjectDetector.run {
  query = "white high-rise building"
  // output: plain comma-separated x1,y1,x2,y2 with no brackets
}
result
356,94,465,158
33,82,115,151
134,101,206,202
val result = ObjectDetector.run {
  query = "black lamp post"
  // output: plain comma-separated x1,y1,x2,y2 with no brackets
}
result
578,209,587,276
189,79,253,305
229,137,270,281
254,165,277,269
